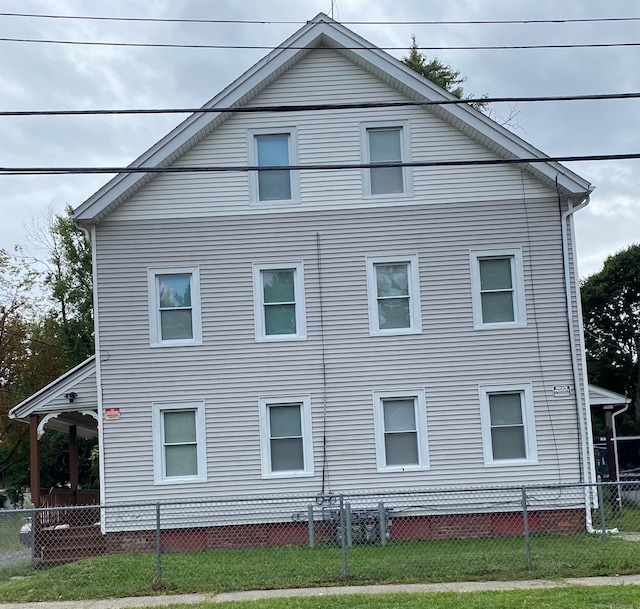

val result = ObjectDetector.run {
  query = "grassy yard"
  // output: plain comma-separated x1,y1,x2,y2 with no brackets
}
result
0,533,639,603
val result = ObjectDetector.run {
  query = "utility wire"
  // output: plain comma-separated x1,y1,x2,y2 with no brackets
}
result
2,12,640,26
1,36,639,51
1,154,638,176
1,93,639,117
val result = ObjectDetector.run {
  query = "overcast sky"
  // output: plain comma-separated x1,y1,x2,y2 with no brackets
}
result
1,0,638,277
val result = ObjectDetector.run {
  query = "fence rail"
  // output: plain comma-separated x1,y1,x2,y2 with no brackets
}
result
1,481,640,588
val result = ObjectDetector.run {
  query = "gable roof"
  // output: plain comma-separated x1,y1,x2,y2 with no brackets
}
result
588,384,630,407
73,13,592,226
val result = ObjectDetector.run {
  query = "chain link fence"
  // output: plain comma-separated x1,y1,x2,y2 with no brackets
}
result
1,481,639,590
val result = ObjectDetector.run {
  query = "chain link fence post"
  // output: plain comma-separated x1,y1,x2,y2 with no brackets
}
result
339,494,348,581
521,487,532,571
154,502,162,588
597,479,607,540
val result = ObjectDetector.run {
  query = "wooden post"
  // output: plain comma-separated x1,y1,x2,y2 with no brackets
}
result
29,414,41,508
69,425,78,498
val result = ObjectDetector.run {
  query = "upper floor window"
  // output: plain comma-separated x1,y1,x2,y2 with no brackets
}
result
148,267,202,347
361,121,412,197
152,401,207,484
373,390,429,471
252,262,307,341
248,128,299,203
366,255,421,335
470,249,526,329
479,384,537,466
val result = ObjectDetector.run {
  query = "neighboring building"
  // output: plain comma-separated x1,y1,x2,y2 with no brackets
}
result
11,14,597,539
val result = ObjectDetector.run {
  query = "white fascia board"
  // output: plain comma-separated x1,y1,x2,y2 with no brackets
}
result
9,356,97,420
588,384,630,406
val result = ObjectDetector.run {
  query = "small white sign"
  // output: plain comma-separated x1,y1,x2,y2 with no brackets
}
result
553,386,572,398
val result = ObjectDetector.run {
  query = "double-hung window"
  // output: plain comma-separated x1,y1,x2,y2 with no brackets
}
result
479,384,537,465
248,128,299,203
148,267,202,346
253,262,306,341
152,402,207,484
361,121,411,197
470,249,526,329
373,390,429,471
259,396,313,477
366,255,421,335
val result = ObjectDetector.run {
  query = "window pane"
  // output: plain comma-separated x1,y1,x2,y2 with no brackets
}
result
479,258,512,291
383,399,416,432
164,411,196,443
491,427,526,460
371,166,404,195
369,129,401,162
270,405,302,438
165,444,198,477
481,292,514,323
385,432,419,465
489,393,523,426
263,270,295,303
161,309,193,340
376,264,409,297
257,135,291,201
158,275,192,308
265,304,297,335
271,438,304,471
378,298,410,329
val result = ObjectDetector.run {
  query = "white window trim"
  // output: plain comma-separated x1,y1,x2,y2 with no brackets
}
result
148,266,202,347
258,395,314,478
373,389,429,472
252,261,307,341
247,127,299,205
469,248,526,330
366,254,422,336
360,120,413,199
479,383,538,466
152,401,207,485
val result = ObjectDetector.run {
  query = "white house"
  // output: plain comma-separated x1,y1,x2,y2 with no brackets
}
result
11,14,598,540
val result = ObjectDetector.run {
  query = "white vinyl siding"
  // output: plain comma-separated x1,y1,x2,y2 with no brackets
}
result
366,255,421,335
148,267,202,347
248,128,299,204
361,121,412,198
259,395,313,477
479,384,537,466
253,262,307,341
373,390,428,471
470,249,526,329
152,401,207,484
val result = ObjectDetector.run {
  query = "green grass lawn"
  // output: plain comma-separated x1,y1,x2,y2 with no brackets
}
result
0,533,639,603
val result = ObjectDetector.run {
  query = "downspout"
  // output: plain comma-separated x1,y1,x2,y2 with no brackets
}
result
560,194,595,531
612,403,630,505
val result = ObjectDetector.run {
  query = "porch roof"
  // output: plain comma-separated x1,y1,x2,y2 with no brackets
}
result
589,384,630,407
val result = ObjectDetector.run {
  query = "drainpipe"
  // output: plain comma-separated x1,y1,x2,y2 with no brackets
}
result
612,403,630,507
560,194,595,531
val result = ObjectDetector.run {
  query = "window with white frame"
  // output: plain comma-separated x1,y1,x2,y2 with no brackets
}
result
470,249,526,329
248,128,299,203
373,390,429,471
252,262,306,341
479,384,537,465
259,396,313,477
361,121,411,197
366,255,421,335
148,267,202,346
152,402,207,484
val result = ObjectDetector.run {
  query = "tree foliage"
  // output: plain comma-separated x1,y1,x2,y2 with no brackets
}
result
403,35,489,112
581,244,640,431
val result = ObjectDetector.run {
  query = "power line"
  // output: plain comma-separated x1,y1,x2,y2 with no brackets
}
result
2,93,639,117
2,12,640,26
1,36,640,51
1,154,638,176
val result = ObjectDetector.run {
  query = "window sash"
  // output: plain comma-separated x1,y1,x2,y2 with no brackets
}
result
479,257,515,323
368,128,404,195
252,132,295,202
382,398,419,466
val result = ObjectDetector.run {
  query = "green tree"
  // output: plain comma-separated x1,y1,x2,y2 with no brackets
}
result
581,244,640,431
403,35,489,112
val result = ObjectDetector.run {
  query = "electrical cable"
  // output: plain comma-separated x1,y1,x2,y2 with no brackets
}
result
2,92,640,117
0,153,638,176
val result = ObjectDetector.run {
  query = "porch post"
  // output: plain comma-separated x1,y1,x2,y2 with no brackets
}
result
29,414,41,508
69,425,79,495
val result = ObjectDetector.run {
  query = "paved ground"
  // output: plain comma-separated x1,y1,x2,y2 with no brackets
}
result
1,575,639,609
